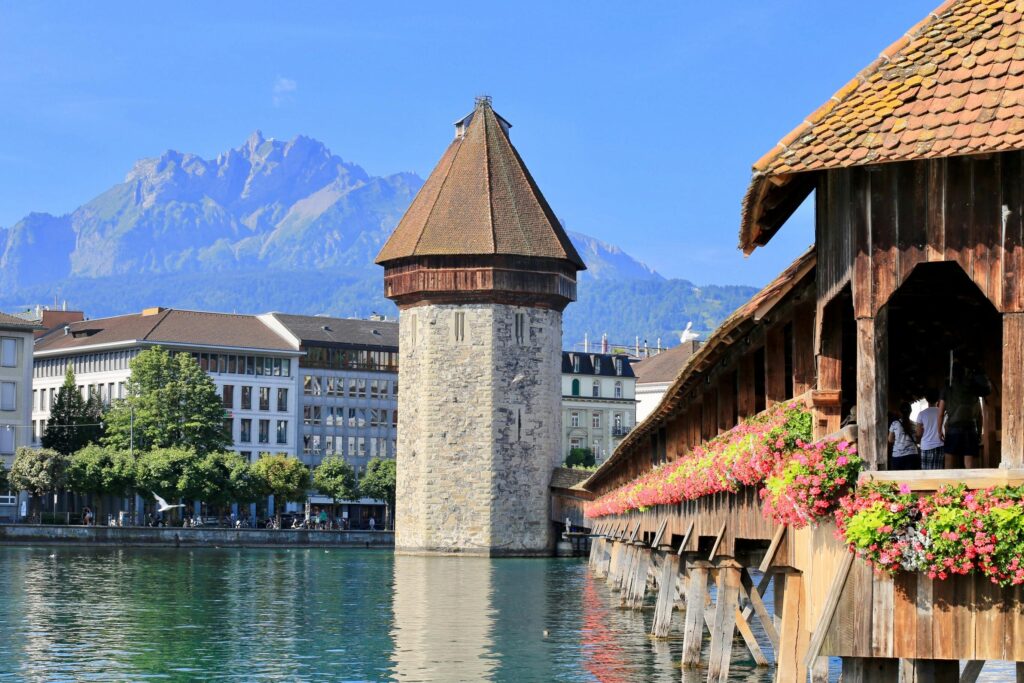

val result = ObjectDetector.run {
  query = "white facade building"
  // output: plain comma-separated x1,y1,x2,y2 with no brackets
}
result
561,351,636,464
632,340,700,423
32,308,301,461
0,313,40,520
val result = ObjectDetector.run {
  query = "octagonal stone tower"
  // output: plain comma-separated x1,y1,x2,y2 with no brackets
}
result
376,97,585,556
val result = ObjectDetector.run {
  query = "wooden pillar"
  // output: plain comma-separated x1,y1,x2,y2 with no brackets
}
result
810,656,830,683
717,373,736,433
626,547,652,610
607,541,623,588
652,553,680,638
702,388,718,440
774,572,808,683
793,302,816,396
737,354,756,419
681,561,709,668
842,657,899,682
856,308,889,470
707,564,741,683
1002,312,1024,468
765,327,787,406
816,303,844,439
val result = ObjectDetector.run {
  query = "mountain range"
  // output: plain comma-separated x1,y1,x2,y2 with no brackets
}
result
0,133,755,346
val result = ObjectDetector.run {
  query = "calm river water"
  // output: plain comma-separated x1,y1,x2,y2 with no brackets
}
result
0,546,1015,681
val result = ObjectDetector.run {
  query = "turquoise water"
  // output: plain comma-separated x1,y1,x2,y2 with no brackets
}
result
0,547,1015,681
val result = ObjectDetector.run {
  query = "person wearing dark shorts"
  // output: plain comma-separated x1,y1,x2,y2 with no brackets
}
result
916,389,944,470
940,363,990,469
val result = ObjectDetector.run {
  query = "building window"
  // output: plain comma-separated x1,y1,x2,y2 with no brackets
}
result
592,380,600,398
222,385,234,409
592,412,601,429
258,419,270,444
0,489,14,505
0,427,13,454
594,357,601,373
615,358,623,375
614,413,623,429
454,312,466,342
277,388,288,412
259,387,270,411
223,418,233,439
0,382,15,412
276,420,288,445
0,338,16,367
241,386,252,410
240,419,252,443
570,411,580,428
571,379,580,396
572,354,580,372
614,381,622,399
303,406,321,426
514,313,525,344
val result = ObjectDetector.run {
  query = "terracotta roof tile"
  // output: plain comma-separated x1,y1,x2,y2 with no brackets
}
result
742,0,1024,252
375,98,585,269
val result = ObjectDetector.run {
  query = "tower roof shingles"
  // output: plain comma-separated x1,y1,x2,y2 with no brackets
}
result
376,100,585,269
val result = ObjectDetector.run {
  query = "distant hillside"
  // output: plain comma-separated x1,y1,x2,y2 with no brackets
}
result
0,132,755,344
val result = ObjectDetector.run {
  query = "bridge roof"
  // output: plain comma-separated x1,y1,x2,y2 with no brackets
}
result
583,246,817,493
741,0,1024,252
376,98,585,270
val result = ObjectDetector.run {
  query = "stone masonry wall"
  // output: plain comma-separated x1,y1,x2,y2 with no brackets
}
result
395,303,562,555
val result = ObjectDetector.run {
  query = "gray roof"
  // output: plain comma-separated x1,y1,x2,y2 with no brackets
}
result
0,312,41,331
270,313,398,349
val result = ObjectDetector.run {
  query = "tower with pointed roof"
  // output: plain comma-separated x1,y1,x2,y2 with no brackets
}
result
377,97,585,555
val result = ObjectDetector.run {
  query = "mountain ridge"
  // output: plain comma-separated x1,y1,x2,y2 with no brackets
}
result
0,133,755,345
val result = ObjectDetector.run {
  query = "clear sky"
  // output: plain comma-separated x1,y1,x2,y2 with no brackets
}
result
0,1,938,286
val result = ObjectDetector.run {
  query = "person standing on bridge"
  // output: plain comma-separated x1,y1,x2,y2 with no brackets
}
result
917,389,944,470
888,401,920,470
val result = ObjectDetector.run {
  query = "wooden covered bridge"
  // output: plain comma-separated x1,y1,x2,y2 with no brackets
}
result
581,1,1024,680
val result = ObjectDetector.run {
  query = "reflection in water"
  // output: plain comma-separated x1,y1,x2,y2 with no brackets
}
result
7,547,1015,681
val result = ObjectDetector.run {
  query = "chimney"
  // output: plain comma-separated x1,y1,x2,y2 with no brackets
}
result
644,339,649,358
584,332,589,353
601,333,608,354
141,307,166,317
656,337,662,354
63,325,70,336
635,336,640,357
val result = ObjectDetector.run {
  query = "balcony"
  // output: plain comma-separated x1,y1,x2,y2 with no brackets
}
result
612,425,631,438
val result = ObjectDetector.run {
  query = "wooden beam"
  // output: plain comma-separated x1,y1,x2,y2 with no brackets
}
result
842,657,899,682
856,309,889,470
960,661,985,683
677,519,695,556
708,522,727,561
793,301,816,395
682,562,710,668
759,525,787,573
765,326,787,406
707,564,741,683
737,353,757,419
1003,312,1024,467
652,518,668,549
651,553,681,638
775,572,809,683
741,568,780,650
804,552,854,668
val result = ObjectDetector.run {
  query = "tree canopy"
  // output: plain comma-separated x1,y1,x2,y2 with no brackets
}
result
134,447,202,500
8,447,68,498
312,456,359,504
360,457,396,528
104,347,230,455
42,364,104,455
251,454,309,518
66,445,134,498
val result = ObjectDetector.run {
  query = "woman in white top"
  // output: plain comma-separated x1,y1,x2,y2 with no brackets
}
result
888,401,920,470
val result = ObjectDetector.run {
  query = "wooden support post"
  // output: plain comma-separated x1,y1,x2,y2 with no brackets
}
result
810,656,830,683
775,572,808,683
651,553,680,638
607,541,623,588
707,564,741,683
960,661,985,683
793,301,816,396
856,308,889,470
816,304,844,440
1002,312,1024,468
681,561,709,668
626,547,651,610
717,373,736,433
842,657,899,682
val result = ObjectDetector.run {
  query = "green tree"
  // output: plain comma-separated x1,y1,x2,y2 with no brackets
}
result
8,447,69,516
66,444,135,521
42,365,104,455
312,456,359,509
194,451,259,513
104,347,230,454
565,448,595,468
251,454,310,526
360,458,396,530
134,447,202,505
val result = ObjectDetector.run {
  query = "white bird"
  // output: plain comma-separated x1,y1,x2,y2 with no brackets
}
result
680,321,699,343
154,493,185,513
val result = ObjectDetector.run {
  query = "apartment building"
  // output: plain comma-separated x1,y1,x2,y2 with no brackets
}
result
561,351,636,464
0,313,40,520
32,307,301,461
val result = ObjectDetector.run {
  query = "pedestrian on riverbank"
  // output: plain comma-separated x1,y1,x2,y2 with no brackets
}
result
368,516,376,531
917,389,944,470
82,507,93,526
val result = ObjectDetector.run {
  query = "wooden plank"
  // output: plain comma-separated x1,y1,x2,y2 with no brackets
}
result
759,525,787,573
870,163,899,314
860,468,1024,490
971,155,1001,308
775,572,808,683
973,576,1003,661
1003,313,1024,467
681,562,709,668
951,574,976,660
896,158,928,280
717,372,736,433
1001,151,1024,312
841,657,899,682
708,521,727,562
916,574,934,660
805,551,854,664
736,353,756,419
931,574,955,660
765,326,787,406
960,661,985,683
852,166,874,319
892,571,918,659
871,571,895,658
734,604,769,667
651,518,668,549
851,558,874,657
792,301,816,395
1012,584,1024,662
678,519,695,556
707,565,741,683
926,158,946,263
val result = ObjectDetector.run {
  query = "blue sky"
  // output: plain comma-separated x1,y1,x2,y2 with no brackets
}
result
0,1,938,286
